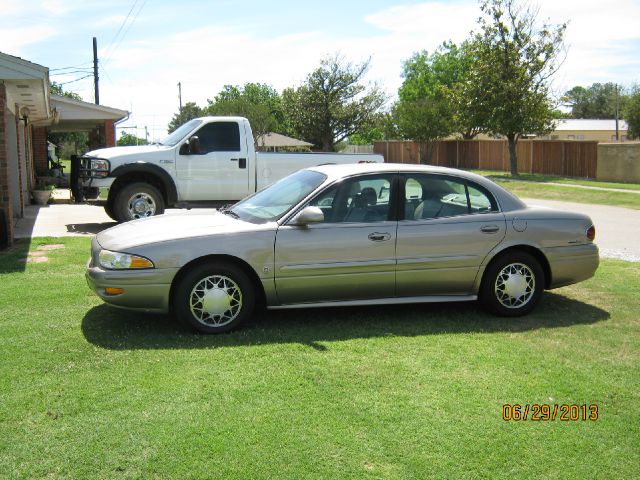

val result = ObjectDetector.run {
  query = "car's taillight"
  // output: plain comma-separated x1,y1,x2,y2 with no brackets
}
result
586,225,596,241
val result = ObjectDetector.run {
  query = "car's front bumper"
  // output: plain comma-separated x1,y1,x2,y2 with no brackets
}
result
86,260,178,313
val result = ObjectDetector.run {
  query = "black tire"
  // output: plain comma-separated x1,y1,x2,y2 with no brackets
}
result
479,251,544,317
104,199,118,221
174,262,255,334
114,182,165,222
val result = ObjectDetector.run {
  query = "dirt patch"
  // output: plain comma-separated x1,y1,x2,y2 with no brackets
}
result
20,256,49,263
37,244,66,251
19,243,66,263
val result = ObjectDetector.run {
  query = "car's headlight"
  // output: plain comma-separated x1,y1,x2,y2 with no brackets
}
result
98,250,154,269
90,159,110,177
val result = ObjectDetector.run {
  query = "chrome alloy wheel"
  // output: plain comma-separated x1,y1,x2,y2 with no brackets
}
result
189,275,243,327
127,192,157,219
494,262,535,308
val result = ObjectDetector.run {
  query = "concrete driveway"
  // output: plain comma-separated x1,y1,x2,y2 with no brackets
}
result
14,199,640,262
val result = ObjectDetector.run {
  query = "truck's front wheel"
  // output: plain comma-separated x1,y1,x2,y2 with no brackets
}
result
104,199,118,221
114,182,165,222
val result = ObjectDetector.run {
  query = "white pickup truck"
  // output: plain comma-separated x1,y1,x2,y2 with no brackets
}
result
71,116,382,222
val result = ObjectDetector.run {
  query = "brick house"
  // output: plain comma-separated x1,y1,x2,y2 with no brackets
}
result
0,51,127,247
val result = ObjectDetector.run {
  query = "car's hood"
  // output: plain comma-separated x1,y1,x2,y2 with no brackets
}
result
96,210,268,251
86,144,172,160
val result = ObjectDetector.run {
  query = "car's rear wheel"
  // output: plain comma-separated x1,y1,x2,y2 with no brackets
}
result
174,262,255,334
114,182,165,222
480,251,544,316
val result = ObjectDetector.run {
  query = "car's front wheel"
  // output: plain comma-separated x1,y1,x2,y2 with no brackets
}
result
174,262,255,334
480,251,544,317
114,182,165,222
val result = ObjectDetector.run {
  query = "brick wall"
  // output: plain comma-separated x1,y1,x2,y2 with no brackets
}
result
105,120,116,147
33,126,48,175
0,84,14,247
15,109,24,217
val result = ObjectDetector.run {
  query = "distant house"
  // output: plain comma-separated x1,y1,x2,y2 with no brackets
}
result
256,132,312,152
0,51,127,247
543,119,630,142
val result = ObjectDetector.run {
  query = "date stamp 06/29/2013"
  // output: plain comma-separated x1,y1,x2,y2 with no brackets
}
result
502,404,599,422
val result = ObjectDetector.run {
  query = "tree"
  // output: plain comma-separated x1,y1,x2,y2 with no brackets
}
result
470,0,567,175
563,83,628,119
50,82,83,101
400,42,487,141
393,43,474,163
348,112,398,145
206,83,284,142
394,98,452,163
117,132,148,146
167,102,205,133
624,87,640,140
282,55,386,151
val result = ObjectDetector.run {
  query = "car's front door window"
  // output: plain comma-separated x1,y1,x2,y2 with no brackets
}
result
308,175,393,223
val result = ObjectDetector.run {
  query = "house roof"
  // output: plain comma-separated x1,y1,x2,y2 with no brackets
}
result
554,119,629,131
48,95,129,132
0,51,52,122
256,132,312,148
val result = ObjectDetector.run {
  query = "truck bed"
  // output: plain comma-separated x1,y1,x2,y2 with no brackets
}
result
255,151,382,190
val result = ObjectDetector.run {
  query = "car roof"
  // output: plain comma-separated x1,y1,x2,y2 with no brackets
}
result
309,162,486,184
307,162,526,211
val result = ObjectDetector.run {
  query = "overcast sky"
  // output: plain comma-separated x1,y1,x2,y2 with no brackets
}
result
1,0,639,141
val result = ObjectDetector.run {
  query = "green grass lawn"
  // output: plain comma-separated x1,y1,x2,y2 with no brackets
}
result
1,238,639,479
471,170,640,210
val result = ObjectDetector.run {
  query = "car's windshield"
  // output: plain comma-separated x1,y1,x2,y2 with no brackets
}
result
159,119,202,146
229,170,327,224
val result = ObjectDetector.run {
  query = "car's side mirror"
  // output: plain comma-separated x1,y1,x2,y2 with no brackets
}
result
289,206,324,226
180,135,201,155
188,135,201,154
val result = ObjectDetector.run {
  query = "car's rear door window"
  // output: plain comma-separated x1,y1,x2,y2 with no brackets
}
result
404,175,497,220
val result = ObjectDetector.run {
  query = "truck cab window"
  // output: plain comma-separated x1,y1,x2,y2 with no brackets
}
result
195,122,241,153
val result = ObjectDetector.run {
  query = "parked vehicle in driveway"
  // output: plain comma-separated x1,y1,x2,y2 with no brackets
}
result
85,164,599,333
71,116,382,223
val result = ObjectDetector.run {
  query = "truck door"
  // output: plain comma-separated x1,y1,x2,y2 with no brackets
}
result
176,121,251,201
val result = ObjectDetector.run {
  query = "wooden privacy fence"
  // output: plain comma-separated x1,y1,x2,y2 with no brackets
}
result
373,140,599,178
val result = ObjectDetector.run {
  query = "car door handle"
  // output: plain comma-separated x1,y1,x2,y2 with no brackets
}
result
480,225,500,233
368,232,391,242
231,158,247,169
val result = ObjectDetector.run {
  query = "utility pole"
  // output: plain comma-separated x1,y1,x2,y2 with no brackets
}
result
178,82,182,112
93,37,99,105
615,83,620,142
145,126,149,143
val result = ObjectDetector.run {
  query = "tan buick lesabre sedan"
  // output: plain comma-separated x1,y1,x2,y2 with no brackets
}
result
86,164,599,333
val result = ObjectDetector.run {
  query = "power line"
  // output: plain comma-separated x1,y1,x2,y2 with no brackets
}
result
102,0,139,60
50,70,93,77
57,74,94,86
49,62,93,72
102,0,148,64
